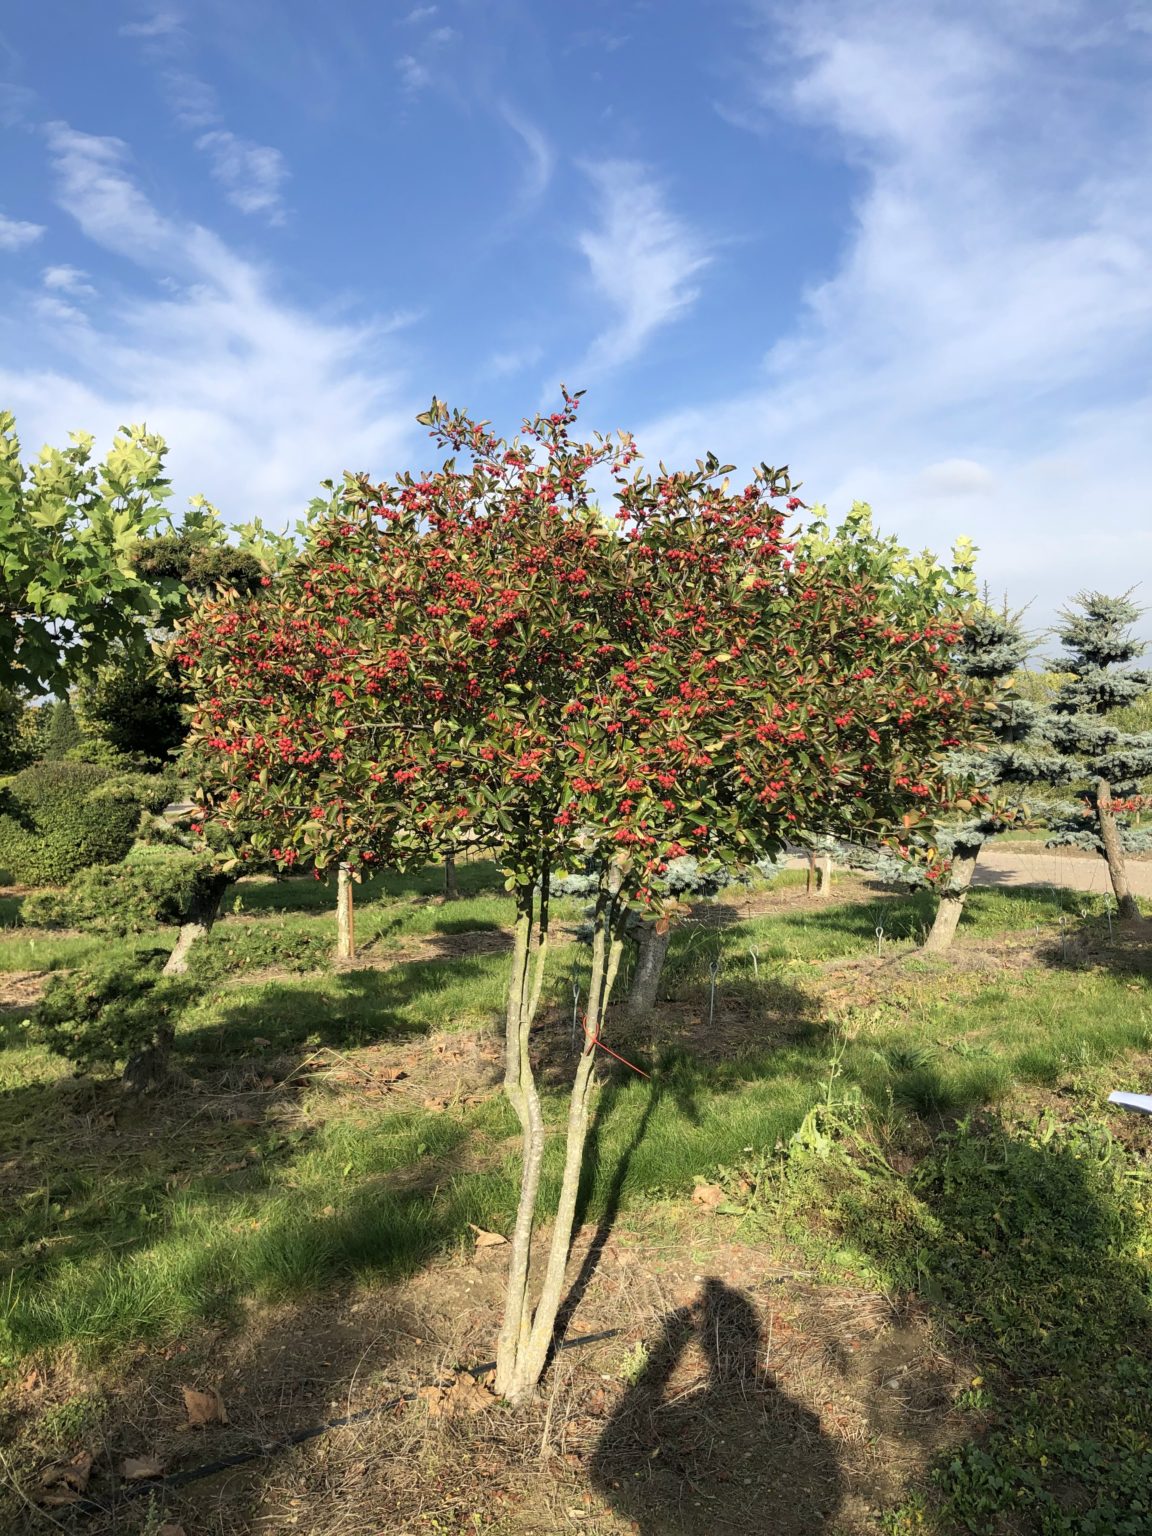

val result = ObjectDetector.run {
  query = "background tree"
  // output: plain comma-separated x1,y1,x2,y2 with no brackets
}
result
1045,591,1152,920
0,412,183,697
919,606,1074,951
0,688,32,774
181,393,979,1403
76,499,274,767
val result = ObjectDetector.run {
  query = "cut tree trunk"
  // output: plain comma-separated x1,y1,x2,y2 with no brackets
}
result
443,856,459,900
1097,778,1142,921
922,843,981,954
626,918,670,1019
336,862,356,960
122,873,229,1092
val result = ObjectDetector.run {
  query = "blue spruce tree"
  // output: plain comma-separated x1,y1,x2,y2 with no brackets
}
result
1045,591,1152,922
920,607,1074,950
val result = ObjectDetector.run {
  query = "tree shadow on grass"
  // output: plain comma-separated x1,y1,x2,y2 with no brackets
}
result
829,1113,1152,1530
179,951,506,1058
591,1277,843,1535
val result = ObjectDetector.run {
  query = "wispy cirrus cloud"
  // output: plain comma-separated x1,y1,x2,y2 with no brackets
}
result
577,161,710,372
196,130,289,222
118,15,289,223
498,102,554,211
640,0,1152,623
5,124,416,528
0,211,45,251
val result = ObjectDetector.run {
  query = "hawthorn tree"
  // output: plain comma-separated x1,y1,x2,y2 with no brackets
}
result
181,394,979,1402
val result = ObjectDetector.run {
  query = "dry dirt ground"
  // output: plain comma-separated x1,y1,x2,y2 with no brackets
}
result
2,1219,967,1536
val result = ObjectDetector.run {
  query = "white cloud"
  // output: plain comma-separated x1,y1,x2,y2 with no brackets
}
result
5,122,417,533
429,26,457,43
577,161,710,372
119,9,184,40
488,344,544,378
402,5,438,21
0,212,45,251
196,130,289,222
162,69,220,128
499,103,554,209
637,0,1152,625
42,263,95,296
913,459,995,498
397,54,431,93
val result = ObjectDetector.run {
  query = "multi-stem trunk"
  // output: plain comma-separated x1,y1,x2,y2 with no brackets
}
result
494,873,551,1398
923,840,981,953
496,858,627,1405
1097,778,1142,921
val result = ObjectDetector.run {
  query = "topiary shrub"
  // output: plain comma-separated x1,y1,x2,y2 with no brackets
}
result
35,954,201,1073
0,761,141,886
21,849,221,935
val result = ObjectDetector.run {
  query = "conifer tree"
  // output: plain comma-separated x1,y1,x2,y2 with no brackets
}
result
1045,592,1152,920
920,608,1075,949
815,609,1076,949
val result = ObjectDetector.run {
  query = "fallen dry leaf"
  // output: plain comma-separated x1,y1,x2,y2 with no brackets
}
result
158,1525,187,1536
423,1096,448,1112
379,1066,408,1083
417,1373,497,1418
19,1367,39,1392
469,1223,508,1249
252,1036,271,1047
39,1450,92,1504
690,1181,726,1209
122,1454,165,1481
183,1384,228,1427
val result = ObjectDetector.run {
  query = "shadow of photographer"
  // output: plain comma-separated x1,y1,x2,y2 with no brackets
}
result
591,1277,842,1535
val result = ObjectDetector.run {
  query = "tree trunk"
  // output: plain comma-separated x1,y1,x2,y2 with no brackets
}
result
336,862,355,960
443,855,459,900
496,858,628,1405
1098,778,1142,921
515,861,626,1398
122,874,229,1091
923,843,981,953
816,853,833,899
626,918,670,1019
494,878,551,1400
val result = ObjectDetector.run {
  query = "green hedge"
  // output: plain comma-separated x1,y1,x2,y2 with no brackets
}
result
0,762,141,886
22,849,218,935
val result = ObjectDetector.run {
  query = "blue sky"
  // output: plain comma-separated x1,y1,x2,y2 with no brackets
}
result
1,0,1150,636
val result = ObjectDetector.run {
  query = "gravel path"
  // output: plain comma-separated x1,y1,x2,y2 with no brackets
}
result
973,847,1152,898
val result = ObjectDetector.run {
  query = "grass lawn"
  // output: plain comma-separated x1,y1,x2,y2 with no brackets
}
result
0,862,1149,1533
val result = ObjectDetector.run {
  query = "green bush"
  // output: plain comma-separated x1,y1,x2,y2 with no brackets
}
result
35,954,201,1072
22,849,220,935
98,767,184,817
0,762,141,886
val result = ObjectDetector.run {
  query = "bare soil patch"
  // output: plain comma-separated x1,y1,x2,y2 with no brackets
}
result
0,1220,967,1535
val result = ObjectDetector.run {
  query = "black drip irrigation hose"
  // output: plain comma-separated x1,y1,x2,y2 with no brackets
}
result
67,1329,620,1520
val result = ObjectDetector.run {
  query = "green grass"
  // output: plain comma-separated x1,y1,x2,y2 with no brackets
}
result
2,859,1152,1531
775,1106,1152,1533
